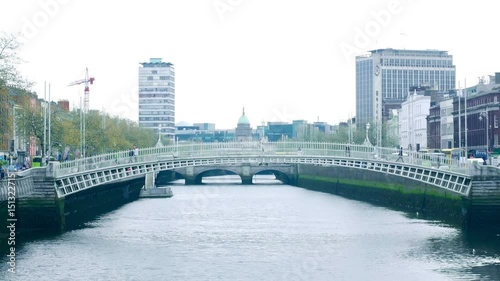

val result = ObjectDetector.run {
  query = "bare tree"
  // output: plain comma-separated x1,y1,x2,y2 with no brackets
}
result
0,32,33,89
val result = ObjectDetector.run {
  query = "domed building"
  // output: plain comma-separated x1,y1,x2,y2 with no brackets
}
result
235,107,252,142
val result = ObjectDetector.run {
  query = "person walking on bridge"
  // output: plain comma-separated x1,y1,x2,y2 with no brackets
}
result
396,147,404,162
129,148,134,163
134,146,139,162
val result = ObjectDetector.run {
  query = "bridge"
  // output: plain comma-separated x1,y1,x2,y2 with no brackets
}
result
3,141,500,232
4,141,491,200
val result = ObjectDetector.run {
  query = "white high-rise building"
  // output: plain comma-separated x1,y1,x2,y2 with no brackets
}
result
138,58,175,141
399,92,430,151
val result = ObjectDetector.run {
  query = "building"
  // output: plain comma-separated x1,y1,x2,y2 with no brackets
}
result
194,123,215,131
427,93,454,150
427,100,441,150
266,122,293,141
454,75,500,155
235,108,253,141
58,100,70,112
399,91,430,151
138,58,175,141
385,109,399,147
439,98,454,149
356,49,456,146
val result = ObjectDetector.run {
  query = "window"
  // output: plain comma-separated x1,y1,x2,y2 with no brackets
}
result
152,70,158,74
495,114,498,129
147,76,153,80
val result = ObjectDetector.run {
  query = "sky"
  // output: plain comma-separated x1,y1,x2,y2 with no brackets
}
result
1,0,499,130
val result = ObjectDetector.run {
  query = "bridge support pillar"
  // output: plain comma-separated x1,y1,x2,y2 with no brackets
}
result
185,176,202,185
241,165,253,185
241,176,253,185
144,172,156,189
185,166,199,185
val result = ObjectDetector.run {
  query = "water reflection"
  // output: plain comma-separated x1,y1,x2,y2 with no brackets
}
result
2,175,500,280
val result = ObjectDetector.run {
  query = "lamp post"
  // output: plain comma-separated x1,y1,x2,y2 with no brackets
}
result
363,123,372,146
348,114,352,144
156,124,163,147
479,110,489,164
9,102,15,166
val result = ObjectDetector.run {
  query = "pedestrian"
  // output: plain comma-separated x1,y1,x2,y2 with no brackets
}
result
396,146,404,162
134,146,139,162
129,148,134,163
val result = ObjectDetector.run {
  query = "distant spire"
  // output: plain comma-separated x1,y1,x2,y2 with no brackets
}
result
242,107,245,116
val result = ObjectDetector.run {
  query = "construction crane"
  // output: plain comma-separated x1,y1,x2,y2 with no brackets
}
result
68,68,95,158
68,67,95,112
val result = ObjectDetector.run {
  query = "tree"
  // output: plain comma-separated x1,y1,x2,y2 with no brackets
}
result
0,33,32,89
0,33,33,151
11,89,44,153
0,86,9,150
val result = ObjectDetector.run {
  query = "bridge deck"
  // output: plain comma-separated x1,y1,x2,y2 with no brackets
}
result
3,141,496,200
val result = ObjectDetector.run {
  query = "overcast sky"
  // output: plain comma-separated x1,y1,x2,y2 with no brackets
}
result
2,0,499,129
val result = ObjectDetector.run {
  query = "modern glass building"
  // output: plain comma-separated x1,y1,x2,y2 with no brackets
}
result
356,49,456,135
138,58,175,141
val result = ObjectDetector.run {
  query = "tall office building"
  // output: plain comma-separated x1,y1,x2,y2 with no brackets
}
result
355,49,455,145
138,58,175,141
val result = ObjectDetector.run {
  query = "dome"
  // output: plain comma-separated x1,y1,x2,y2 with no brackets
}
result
238,115,250,125
237,107,250,125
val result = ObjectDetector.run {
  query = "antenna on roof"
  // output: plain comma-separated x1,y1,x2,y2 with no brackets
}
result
400,32,407,49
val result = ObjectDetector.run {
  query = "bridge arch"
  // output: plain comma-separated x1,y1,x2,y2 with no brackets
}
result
173,165,294,185
156,170,185,185
254,169,290,184
193,169,240,184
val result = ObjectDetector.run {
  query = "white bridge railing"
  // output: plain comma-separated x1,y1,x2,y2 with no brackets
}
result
53,155,472,197
51,141,474,177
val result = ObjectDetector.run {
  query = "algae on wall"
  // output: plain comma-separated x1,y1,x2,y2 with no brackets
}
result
296,164,465,224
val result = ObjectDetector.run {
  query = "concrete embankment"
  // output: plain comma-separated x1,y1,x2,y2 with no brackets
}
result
295,164,466,226
61,178,144,230
0,169,144,253
467,175,500,230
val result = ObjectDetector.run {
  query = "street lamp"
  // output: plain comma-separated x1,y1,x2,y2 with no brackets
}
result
363,123,372,146
479,110,489,163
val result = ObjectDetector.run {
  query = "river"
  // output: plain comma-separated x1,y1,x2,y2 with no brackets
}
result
2,175,500,280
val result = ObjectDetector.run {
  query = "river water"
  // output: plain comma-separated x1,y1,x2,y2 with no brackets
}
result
2,175,500,281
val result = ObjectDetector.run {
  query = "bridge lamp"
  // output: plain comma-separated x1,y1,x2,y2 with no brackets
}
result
156,124,163,147
363,123,372,146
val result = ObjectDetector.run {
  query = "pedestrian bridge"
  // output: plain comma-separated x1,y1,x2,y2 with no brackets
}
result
33,141,491,200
